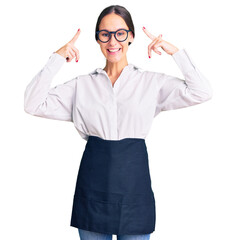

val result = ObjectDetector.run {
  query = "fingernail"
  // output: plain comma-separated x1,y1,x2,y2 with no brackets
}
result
149,56,151,58
76,60,78,62
143,27,145,29
161,34,162,37
78,28,80,31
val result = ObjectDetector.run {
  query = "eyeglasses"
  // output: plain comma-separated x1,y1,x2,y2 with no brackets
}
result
96,28,132,43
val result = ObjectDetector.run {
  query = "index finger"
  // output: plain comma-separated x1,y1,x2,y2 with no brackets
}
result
69,28,81,44
142,27,156,40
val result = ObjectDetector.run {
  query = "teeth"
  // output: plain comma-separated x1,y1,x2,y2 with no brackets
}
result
108,49,120,52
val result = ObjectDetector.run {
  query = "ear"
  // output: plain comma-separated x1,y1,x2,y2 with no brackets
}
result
129,32,134,43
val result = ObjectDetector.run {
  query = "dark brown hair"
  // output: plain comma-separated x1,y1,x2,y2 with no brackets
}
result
95,5,135,46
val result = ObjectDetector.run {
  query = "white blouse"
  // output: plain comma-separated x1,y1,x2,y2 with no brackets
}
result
24,49,213,141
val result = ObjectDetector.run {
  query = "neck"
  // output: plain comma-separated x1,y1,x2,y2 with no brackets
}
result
103,58,128,77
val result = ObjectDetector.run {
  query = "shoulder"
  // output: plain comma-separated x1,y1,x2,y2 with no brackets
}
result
128,63,144,73
132,64,164,80
129,63,163,75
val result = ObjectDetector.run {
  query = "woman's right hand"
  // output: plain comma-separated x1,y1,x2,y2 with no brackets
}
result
55,29,81,62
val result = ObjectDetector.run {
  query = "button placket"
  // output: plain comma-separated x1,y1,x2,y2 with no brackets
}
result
101,73,117,139
98,65,131,139
112,93,118,139
110,68,129,139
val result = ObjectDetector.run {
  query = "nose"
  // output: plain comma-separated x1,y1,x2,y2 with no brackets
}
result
109,33,118,44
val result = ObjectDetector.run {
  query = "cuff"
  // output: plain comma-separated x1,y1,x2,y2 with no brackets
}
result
172,48,197,75
52,52,67,61
44,52,66,76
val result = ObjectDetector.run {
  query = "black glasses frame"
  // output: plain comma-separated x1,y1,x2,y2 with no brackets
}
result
96,28,132,43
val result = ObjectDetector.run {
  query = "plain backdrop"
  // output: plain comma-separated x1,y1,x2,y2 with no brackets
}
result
1,0,236,239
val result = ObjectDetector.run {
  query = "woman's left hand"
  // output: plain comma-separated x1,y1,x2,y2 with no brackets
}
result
142,27,179,57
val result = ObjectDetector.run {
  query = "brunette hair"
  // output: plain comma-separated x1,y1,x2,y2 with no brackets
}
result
95,5,135,46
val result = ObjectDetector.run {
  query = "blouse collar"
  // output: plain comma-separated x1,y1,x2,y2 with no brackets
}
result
90,63,141,75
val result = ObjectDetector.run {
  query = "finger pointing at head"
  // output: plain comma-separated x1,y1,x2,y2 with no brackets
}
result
142,27,156,40
69,28,81,45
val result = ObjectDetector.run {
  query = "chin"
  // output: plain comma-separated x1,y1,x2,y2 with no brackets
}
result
106,57,122,63
103,51,127,63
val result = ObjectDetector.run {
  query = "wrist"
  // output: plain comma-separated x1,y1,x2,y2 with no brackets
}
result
171,48,179,55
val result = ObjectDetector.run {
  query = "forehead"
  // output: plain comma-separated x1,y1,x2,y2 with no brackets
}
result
99,13,128,30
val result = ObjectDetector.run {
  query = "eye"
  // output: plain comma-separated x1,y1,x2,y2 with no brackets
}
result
102,33,109,37
117,31,125,36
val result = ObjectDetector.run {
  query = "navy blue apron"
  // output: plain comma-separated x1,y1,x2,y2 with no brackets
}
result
70,135,156,235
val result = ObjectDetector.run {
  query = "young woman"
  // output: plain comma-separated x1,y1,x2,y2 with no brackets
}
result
24,5,212,240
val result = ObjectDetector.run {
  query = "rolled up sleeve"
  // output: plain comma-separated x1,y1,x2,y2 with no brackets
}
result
157,48,213,112
24,52,76,122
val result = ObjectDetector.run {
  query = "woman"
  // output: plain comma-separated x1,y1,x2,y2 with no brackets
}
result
24,5,212,240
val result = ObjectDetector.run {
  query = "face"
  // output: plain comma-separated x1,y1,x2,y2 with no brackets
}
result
97,13,134,63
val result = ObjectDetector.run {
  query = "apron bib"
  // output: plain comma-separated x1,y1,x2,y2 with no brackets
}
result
70,135,156,235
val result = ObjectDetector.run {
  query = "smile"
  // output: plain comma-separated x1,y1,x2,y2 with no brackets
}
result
107,48,121,54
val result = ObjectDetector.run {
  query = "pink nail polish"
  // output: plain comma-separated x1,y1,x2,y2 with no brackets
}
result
76,60,78,62
78,28,80,31
149,56,151,58
143,27,145,29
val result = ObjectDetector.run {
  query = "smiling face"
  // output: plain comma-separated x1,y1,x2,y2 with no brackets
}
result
97,13,134,64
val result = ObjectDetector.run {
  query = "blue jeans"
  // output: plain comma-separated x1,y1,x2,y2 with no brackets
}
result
78,228,151,240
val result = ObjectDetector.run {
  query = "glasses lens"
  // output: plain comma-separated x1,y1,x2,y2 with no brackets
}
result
98,30,110,42
116,30,127,41
98,30,128,42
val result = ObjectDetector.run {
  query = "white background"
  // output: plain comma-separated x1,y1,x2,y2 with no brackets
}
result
1,0,236,239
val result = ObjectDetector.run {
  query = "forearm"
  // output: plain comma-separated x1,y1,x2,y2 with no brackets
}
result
24,52,66,114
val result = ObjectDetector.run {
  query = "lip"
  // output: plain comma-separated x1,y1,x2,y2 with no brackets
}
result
107,48,121,55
